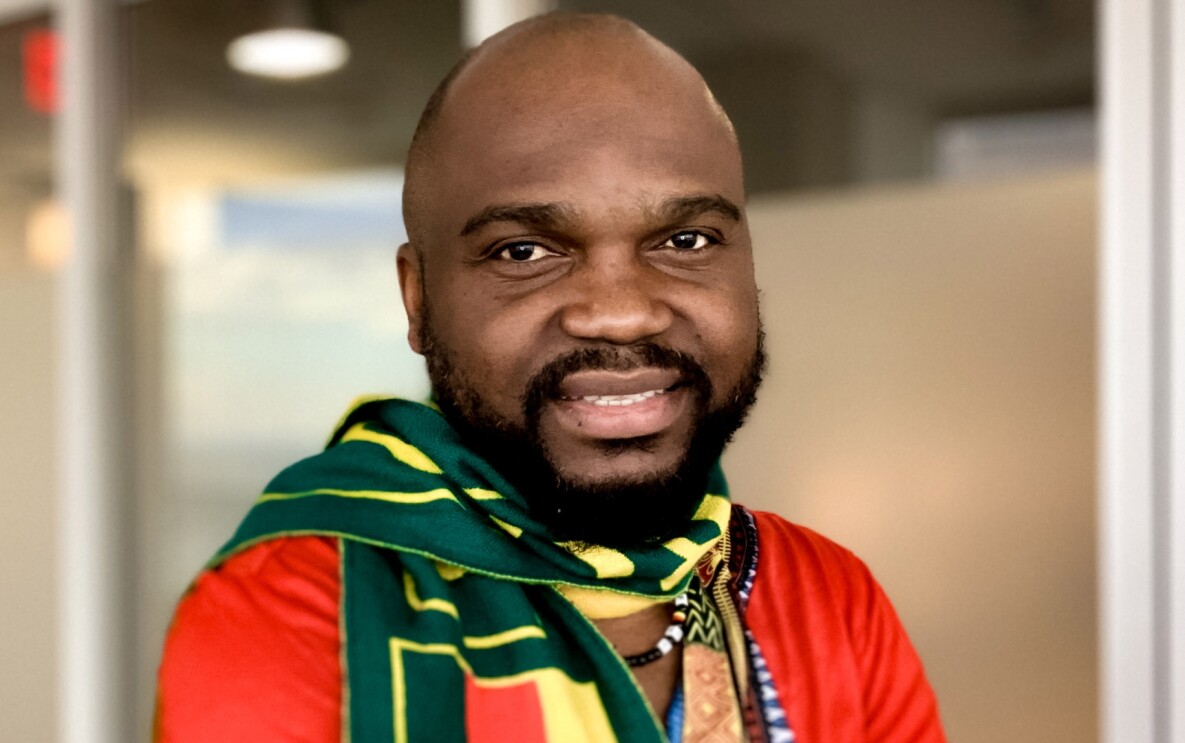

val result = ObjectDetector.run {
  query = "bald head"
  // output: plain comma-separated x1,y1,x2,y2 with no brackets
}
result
392,14,762,528
402,13,741,250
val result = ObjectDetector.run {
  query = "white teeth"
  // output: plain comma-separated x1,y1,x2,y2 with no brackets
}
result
579,389,665,407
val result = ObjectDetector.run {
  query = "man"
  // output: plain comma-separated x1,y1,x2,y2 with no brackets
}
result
156,13,945,743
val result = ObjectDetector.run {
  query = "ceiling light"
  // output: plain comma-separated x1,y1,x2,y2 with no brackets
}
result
462,0,556,48
228,28,348,79
227,0,349,80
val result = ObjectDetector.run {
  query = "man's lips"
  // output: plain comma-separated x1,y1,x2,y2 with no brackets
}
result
547,368,690,440
556,368,683,400
563,388,668,407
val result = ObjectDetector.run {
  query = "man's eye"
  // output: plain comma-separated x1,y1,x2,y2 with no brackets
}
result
496,243,555,262
663,231,715,251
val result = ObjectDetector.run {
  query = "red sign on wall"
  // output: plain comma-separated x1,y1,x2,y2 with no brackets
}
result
23,28,58,115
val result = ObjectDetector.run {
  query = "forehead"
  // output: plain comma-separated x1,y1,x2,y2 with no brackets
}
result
415,36,745,239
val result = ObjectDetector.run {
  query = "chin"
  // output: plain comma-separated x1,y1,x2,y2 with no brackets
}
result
541,431,690,486
529,465,712,549
518,433,714,548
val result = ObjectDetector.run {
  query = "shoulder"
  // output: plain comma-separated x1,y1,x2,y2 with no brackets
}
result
744,510,879,648
748,509,861,563
742,509,946,743
747,510,874,599
155,536,343,743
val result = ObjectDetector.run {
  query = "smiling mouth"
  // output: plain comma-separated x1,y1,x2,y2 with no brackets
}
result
560,387,672,407
545,369,691,441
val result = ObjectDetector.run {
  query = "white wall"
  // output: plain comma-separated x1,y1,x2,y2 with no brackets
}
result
726,169,1098,743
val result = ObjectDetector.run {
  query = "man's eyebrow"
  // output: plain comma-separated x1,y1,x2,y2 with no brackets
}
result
655,194,743,224
458,195,742,237
459,203,574,237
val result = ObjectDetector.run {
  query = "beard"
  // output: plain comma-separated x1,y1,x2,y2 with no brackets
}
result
419,309,766,549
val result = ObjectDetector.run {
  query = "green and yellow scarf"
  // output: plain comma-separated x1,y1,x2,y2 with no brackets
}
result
213,397,760,742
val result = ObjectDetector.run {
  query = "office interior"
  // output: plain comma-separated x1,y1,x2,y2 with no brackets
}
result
0,1,1099,741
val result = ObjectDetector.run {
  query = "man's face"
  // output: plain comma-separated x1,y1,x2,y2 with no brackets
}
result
399,38,762,545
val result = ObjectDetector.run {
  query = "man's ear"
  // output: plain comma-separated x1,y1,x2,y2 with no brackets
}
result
396,242,425,354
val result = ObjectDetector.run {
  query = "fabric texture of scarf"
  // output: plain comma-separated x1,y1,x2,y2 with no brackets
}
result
212,397,791,742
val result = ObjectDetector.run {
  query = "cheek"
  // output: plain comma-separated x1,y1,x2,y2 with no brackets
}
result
430,278,557,411
688,280,761,390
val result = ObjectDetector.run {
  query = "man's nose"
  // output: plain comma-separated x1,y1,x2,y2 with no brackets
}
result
558,252,674,344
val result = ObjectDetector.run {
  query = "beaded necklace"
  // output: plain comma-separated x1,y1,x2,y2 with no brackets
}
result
621,593,690,667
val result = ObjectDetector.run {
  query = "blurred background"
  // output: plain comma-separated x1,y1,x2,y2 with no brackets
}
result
0,0,1099,741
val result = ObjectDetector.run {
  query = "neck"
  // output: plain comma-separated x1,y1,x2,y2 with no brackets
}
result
592,602,682,720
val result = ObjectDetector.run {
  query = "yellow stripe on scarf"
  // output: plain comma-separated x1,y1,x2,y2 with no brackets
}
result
557,585,669,619
558,493,732,616
462,625,547,649
489,515,524,538
435,562,467,581
258,487,457,506
464,488,503,501
340,423,443,474
694,493,732,525
660,537,709,591
403,571,459,618
559,544,636,578
658,494,731,590
325,394,392,447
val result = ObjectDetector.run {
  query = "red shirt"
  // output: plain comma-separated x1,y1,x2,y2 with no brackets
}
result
156,512,945,742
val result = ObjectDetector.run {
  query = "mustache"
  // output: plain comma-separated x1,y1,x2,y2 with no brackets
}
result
522,344,712,419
